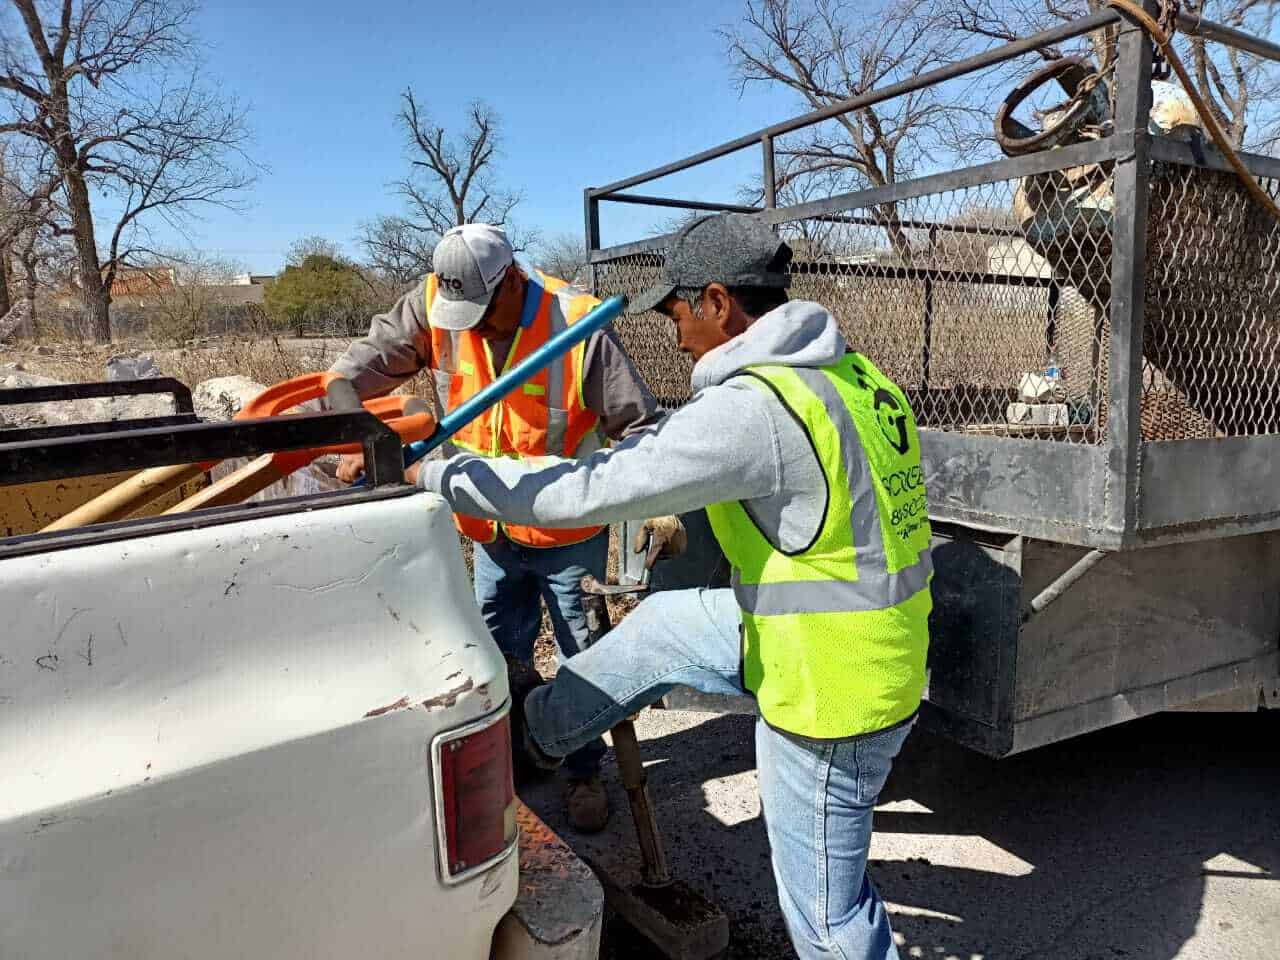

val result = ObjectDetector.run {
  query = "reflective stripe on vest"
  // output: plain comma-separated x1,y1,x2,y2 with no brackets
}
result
704,352,933,740
427,272,605,548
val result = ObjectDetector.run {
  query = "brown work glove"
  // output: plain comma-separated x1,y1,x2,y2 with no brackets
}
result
633,515,688,570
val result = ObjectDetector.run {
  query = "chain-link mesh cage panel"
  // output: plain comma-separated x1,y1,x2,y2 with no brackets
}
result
594,252,694,408
595,171,1113,443
1142,162,1280,439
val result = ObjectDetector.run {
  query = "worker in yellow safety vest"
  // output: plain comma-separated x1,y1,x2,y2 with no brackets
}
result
412,213,932,960
331,224,660,833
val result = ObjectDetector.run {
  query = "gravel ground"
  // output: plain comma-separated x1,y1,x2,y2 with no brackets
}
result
520,706,1280,960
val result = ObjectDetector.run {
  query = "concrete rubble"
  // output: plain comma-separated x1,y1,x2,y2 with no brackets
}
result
0,369,171,429
105,353,161,381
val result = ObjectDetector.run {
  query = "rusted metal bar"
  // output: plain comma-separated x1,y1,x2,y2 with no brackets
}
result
1175,10,1280,62
610,718,672,888
0,412,404,490
762,134,777,209
604,193,760,214
0,377,193,413
1022,549,1110,622
1104,2,1156,540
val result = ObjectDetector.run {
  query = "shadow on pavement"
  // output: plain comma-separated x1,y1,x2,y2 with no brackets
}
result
522,708,1279,960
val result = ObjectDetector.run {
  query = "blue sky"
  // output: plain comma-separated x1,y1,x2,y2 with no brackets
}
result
165,0,801,272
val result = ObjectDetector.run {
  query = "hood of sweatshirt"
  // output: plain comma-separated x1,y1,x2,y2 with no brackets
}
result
690,299,847,391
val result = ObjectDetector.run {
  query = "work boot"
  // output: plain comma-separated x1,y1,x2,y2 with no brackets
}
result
506,656,560,784
565,774,611,833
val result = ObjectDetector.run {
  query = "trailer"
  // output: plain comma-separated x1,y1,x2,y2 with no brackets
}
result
584,6,1280,755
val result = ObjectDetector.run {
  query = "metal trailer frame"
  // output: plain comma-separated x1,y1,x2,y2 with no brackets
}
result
584,5,1280,754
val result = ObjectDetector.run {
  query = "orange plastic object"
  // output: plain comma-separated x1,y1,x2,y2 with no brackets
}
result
41,374,432,533
237,371,343,420
268,395,435,474
237,372,435,473
161,394,435,515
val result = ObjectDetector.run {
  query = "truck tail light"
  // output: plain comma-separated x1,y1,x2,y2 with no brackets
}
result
432,709,517,883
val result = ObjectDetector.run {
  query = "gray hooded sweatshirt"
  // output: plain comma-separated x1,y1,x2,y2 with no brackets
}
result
420,301,847,554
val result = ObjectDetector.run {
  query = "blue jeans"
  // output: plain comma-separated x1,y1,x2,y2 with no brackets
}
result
473,530,609,777
524,587,909,960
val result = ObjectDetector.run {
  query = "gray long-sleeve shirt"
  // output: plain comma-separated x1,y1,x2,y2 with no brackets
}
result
331,275,660,442
420,301,845,553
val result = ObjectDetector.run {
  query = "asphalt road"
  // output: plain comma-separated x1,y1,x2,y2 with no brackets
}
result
520,706,1280,960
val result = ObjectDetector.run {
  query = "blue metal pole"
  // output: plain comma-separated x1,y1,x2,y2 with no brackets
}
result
402,294,625,470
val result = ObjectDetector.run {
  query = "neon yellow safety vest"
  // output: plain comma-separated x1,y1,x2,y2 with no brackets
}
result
704,352,933,740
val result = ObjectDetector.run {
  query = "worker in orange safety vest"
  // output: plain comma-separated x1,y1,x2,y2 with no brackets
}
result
331,224,660,832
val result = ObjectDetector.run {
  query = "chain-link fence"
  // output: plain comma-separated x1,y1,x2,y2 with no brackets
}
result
1144,161,1280,438
598,171,1113,444
597,154,1280,446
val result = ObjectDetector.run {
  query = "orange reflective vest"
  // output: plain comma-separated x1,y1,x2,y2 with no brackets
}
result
427,271,606,548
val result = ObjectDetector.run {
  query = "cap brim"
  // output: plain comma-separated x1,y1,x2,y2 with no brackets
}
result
429,292,493,331
626,283,675,315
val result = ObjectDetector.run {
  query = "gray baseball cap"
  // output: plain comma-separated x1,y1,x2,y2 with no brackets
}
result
628,213,792,314
429,224,514,331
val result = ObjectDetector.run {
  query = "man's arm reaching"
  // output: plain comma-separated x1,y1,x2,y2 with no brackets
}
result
331,277,432,399
582,327,662,441
419,380,780,526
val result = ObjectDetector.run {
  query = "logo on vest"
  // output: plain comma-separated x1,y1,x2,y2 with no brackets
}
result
873,388,911,455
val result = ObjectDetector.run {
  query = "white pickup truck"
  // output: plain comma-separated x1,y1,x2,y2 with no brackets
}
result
0,379,601,959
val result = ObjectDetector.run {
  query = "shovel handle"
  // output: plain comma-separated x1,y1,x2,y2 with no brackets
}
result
611,718,672,887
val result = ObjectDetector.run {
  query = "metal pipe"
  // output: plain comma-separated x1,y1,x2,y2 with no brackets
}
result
583,189,601,294
600,195,1028,236
583,189,600,252
588,10,1121,198
605,193,761,214
1175,11,1280,63
922,274,934,393
589,232,675,264
1022,549,1109,622
760,136,1128,229
1046,281,1060,355
788,260,1057,287
1150,133,1280,181
762,134,777,209
400,295,625,469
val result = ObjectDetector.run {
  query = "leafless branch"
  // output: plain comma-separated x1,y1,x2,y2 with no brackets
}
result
356,214,435,288
724,0,980,259
385,88,533,250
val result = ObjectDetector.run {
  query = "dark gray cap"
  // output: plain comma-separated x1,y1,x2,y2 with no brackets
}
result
628,213,792,314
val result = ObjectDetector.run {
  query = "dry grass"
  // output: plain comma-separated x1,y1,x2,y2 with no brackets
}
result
13,336,338,388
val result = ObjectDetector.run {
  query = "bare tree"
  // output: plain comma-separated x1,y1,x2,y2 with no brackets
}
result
725,0,984,262
144,248,242,343
356,214,434,288
947,0,1280,150
532,233,589,286
389,90,537,251
285,234,343,268
0,0,257,341
0,138,61,339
